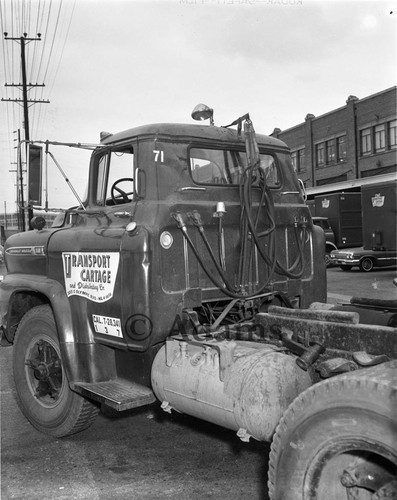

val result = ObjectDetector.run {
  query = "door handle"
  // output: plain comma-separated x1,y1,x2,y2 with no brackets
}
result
178,187,206,192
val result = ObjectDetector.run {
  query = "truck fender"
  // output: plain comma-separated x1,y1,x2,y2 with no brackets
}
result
1,274,73,342
0,274,113,384
325,241,338,252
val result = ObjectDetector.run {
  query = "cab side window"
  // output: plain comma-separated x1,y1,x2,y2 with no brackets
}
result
96,154,109,204
96,148,134,205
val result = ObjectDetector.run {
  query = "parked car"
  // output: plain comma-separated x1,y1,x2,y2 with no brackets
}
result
330,247,397,272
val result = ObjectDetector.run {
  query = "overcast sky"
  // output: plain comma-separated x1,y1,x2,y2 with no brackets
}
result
1,0,396,211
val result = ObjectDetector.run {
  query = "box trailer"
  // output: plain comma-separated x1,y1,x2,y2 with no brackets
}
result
361,180,397,251
314,192,362,248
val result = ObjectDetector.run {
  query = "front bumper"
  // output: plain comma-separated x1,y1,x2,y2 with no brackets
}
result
331,257,360,265
331,257,360,266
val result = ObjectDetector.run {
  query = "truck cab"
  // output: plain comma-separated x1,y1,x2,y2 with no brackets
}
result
0,117,326,433
2,121,326,352
0,117,324,438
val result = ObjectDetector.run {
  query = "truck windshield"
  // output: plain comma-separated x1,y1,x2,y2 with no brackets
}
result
189,147,280,187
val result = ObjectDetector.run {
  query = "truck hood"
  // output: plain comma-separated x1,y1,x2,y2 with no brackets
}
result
4,228,58,276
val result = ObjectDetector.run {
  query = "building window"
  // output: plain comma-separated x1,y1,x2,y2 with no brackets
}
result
291,148,305,173
374,124,386,152
298,149,305,173
337,135,347,161
316,143,325,167
388,120,397,149
360,128,372,156
291,151,297,171
326,140,336,164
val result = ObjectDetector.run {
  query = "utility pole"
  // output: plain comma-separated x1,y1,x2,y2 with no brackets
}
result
17,129,25,230
2,32,50,230
3,202,7,229
8,129,25,231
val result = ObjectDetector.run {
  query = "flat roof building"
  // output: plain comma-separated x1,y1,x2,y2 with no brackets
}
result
271,86,397,196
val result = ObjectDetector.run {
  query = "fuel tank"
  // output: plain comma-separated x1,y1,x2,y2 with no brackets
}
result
151,338,312,442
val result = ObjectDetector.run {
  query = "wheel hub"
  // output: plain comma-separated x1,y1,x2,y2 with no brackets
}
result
340,456,397,499
25,339,62,400
32,362,50,380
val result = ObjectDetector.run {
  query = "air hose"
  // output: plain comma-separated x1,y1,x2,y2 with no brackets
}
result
172,115,307,299
171,212,273,300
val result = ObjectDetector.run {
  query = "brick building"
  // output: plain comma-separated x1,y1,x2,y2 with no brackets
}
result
271,86,397,196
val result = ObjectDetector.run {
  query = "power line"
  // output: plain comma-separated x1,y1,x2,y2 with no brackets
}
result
1,0,75,196
2,33,50,141
35,0,75,140
45,0,74,98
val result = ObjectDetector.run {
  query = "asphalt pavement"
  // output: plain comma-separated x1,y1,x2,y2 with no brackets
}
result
326,265,397,303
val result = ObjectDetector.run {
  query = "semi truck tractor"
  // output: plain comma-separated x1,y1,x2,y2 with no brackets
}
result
1,107,396,499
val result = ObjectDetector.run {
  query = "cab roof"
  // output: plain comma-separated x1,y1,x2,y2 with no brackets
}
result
100,122,288,150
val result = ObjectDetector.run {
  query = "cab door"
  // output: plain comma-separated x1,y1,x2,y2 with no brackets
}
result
49,144,137,349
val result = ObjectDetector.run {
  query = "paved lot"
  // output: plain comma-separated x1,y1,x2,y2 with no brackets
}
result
1,264,396,499
1,374,267,500
327,265,397,303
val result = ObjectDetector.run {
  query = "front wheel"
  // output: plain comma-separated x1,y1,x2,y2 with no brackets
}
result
13,305,99,437
268,363,397,500
325,252,332,267
360,257,374,272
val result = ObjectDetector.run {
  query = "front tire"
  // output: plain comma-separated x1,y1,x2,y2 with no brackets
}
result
360,257,374,272
13,305,99,437
325,252,331,267
268,363,397,500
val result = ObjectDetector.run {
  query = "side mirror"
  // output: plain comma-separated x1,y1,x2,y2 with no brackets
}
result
298,178,307,202
28,144,43,206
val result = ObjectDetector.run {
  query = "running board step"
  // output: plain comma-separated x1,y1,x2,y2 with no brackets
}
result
71,380,156,411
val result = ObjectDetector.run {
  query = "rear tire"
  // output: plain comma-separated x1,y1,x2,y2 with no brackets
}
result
268,363,397,500
13,304,99,437
360,257,374,272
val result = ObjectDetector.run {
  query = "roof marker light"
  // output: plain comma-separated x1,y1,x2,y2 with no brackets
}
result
191,104,214,125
